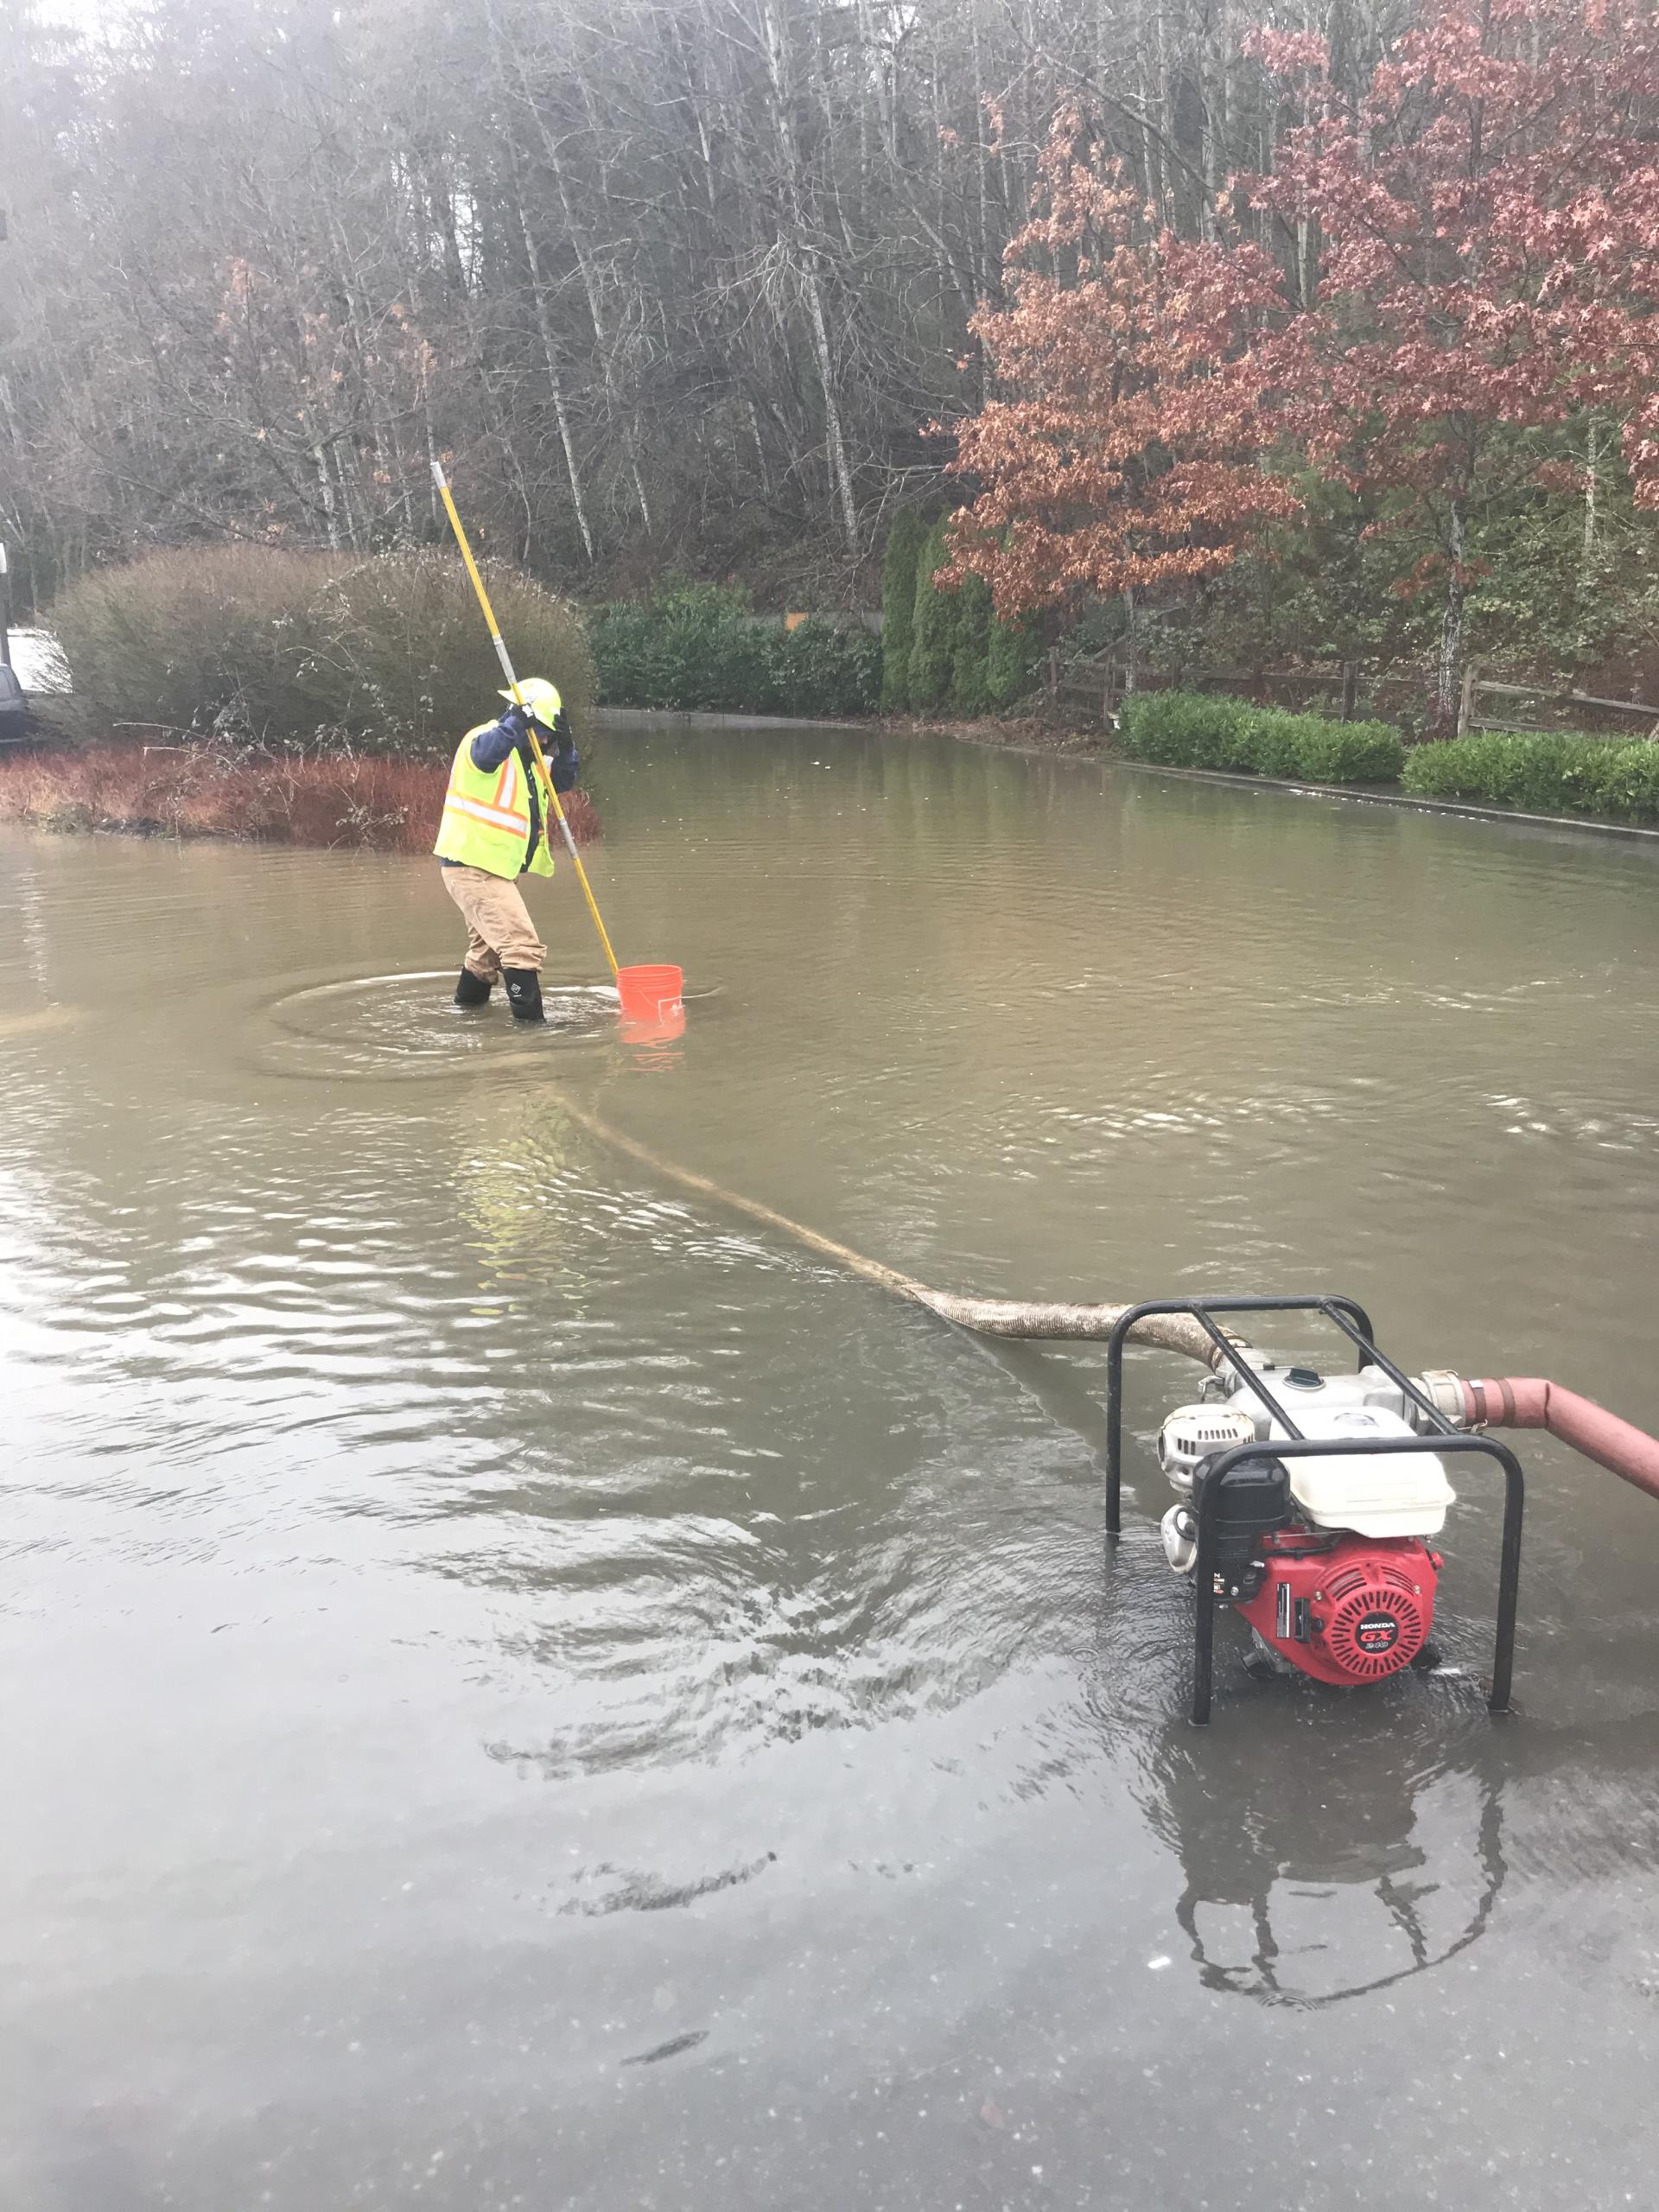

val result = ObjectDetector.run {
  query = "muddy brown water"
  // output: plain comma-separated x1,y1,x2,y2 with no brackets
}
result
3,724,1657,2210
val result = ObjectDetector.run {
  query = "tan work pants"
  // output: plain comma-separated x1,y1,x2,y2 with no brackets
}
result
442,864,547,980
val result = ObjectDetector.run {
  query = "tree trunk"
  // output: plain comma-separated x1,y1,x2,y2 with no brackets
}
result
804,270,859,550
512,184,597,565
1581,416,1600,579
970,10,989,294
503,16,656,537
1199,0,1229,243
1436,497,1467,730
312,441,340,550
759,0,859,552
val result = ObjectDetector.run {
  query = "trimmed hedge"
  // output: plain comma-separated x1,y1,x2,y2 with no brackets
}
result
1402,729,1659,822
47,546,594,756
1119,692,1659,824
1118,690,1405,784
591,582,879,716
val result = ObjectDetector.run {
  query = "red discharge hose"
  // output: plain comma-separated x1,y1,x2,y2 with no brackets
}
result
1459,1377,1659,1503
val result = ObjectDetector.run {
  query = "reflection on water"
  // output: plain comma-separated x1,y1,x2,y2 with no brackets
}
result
1136,1694,1508,2008
3,729,1659,2209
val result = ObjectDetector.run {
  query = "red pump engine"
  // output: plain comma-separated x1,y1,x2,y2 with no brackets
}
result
1236,1532,1441,1686
1157,1364,1458,1690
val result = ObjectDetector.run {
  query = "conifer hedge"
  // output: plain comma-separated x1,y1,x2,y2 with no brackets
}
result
883,510,1040,716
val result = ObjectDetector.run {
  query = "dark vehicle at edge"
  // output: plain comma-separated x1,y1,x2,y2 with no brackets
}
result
0,663,29,738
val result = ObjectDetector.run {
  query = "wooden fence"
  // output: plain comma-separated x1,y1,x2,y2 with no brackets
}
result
1041,652,1361,728
1459,669,1659,740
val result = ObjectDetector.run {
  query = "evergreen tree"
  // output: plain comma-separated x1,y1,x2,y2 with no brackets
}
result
986,607,1039,708
880,509,927,709
949,572,993,712
908,522,955,710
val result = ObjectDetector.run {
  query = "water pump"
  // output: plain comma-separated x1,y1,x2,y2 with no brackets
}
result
1102,1294,1528,1725
1157,1363,1454,1685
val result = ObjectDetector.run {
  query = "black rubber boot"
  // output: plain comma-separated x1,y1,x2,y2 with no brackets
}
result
504,968,545,1024
454,966,494,1008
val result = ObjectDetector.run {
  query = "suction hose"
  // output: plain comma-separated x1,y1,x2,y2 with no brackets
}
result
560,1096,1227,1367
565,1106,1659,1503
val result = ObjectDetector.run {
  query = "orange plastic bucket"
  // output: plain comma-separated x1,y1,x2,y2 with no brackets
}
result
616,963,684,1026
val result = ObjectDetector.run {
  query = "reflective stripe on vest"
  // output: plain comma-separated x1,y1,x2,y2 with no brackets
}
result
446,753,528,835
444,792,528,834
432,725,556,878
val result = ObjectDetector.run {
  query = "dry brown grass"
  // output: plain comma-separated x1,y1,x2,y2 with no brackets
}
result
0,742,600,855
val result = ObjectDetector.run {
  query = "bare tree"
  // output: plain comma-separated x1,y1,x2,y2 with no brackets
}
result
0,0,1480,606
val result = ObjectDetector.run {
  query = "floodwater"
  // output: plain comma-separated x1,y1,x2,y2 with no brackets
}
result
3,724,1658,2210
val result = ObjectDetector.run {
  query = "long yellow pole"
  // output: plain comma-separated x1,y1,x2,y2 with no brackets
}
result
430,461,620,981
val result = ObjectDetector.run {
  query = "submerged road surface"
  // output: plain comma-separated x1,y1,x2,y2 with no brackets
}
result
3,725,1657,2209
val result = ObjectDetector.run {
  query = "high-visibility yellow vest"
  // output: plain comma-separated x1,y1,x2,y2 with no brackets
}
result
432,724,556,879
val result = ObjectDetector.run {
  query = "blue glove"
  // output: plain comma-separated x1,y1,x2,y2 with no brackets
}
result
551,745,581,794
499,702,531,741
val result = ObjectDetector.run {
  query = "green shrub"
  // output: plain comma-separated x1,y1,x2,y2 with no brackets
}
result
1239,708,1404,782
1118,690,1403,783
1241,706,1309,779
908,523,955,709
47,546,594,756
1580,741,1659,818
1117,690,1252,768
589,581,879,716
1402,729,1659,820
1122,705,1658,817
1409,729,1589,810
1285,715,1404,783
588,579,770,713
766,619,880,718
880,510,927,710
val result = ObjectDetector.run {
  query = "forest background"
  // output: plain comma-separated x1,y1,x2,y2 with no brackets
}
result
3,0,1658,729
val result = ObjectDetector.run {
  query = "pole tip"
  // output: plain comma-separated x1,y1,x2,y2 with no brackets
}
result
429,460,447,490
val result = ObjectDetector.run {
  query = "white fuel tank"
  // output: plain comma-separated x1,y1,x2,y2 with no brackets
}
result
1281,1406,1453,1537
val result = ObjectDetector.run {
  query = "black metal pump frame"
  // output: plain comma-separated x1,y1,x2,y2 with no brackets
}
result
1103,1295,1524,1726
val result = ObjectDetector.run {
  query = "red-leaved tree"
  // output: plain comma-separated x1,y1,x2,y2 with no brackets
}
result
942,116,1300,624
1248,0,1659,723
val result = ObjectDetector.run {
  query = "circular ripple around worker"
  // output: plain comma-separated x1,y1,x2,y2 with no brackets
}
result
258,970,621,1082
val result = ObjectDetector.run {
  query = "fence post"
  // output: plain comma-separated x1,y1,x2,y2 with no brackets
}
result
1340,658,1357,719
1459,660,1477,738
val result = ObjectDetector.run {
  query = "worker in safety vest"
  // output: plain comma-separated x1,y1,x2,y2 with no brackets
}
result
433,677,580,1025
